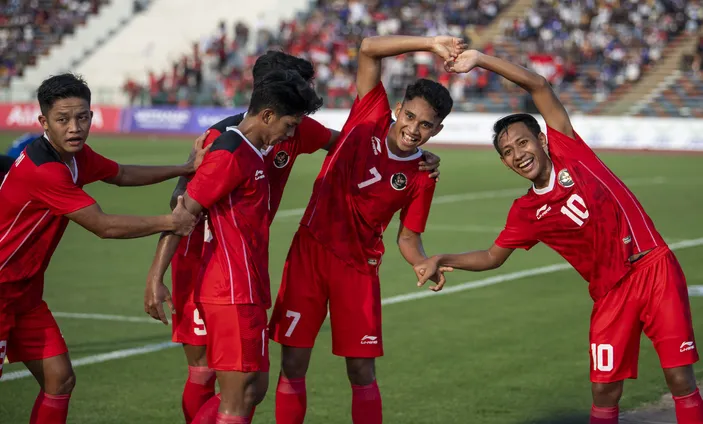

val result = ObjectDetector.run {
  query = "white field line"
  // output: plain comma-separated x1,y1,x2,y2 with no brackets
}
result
3,235,701,383
274,176,667,220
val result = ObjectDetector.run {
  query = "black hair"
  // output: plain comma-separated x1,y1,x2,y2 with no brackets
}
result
0,154,14,174
492,113,542,155
252,50,315,83
403,79,453,121
248,70,323,117
37,73,91,115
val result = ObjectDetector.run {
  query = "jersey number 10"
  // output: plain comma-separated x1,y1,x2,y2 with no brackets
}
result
560,193,589,226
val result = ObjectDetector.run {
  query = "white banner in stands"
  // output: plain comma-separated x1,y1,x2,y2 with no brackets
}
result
311,110,703,151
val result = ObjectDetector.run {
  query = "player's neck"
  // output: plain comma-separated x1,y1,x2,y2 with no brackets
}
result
531,158,553,189
237,116,265,150
387,125,419,158
45,134,75,165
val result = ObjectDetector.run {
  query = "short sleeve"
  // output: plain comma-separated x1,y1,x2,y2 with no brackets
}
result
296,117,332,154
33,164,97,215
79,145,119,184
342,82,391,133
546,126,594,161
494,201,538,250
186,133,246,209
400,178,436,234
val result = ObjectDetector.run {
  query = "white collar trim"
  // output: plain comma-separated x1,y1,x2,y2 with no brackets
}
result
532,164,555,195
385,137,423,161
45,132,78,183
225,126,263,160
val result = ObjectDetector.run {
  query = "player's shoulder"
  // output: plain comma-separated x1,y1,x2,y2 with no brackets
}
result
24,136,62,168
210,129,248,153
209,113,245,133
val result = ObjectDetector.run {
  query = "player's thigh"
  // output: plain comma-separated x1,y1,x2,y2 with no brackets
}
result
269,231,328,348
200,303,269,373
7,301,68,365
641,250,699,369
590,281,643,383
328,266,383,358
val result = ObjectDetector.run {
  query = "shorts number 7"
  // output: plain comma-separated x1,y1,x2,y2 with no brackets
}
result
285,310,301,337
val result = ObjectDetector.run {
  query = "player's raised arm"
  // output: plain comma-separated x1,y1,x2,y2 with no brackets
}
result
446,50,574,139
104,131,211,187
356,35,466,99
414,244,514,287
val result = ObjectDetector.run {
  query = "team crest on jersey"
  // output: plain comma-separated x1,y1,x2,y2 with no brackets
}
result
558,169,574,188
391,173,407,190
274,151,290,168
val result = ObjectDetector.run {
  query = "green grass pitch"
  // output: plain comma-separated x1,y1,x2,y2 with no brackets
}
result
1,133,702,423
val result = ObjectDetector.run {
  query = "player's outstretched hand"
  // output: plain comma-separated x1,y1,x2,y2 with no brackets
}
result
186,130,212,173
431,36,468,63
414,257,454,292
444,49,481,74
172,195,197,236
419,150,441,181
144,278,174,325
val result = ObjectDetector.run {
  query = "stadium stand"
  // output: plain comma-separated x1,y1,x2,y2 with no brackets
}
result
123,0,703,116
0,0,109,88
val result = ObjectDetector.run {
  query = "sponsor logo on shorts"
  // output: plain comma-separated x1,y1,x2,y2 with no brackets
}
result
391,173,407,190
361,335,378,345
680,341,695,353
0,340,7,370
558,169,574,188
536,204,551,220
274,151,290,168
623,236,632,244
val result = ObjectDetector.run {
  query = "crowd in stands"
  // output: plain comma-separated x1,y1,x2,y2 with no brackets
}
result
0,0,109,88
123,0,703,115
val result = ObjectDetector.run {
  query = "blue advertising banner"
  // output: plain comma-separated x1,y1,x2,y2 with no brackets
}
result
122,107,246,134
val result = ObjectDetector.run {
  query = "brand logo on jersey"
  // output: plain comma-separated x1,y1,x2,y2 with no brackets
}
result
391,173,407,190
371,136,382,155
367,258,378,266
680,341,695,352
536,204,551,220
273,151,290,168
622,236,632,245
255,170,265,180
558,169,574,188
361,335,378,345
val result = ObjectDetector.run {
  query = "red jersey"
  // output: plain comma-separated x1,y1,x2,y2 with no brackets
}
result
0,136,119,294
174,114,331,259
301,82,436,274
186,128,271,306
495,126,666,300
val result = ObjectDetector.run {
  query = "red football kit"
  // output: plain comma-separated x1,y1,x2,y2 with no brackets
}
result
170,115,331,346
186,128,274,372
0,136,119,377
269,82,436,358
495,126,698,383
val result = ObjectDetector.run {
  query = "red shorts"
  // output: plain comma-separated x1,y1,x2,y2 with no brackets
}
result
269,227,383,358
589,246,699,383
197,302,269,373
171,250,207,346
0,295,68,378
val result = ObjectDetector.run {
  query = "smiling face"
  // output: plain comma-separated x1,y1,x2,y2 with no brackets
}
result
38,97,92,159
391,97,444,154
496,122,552,185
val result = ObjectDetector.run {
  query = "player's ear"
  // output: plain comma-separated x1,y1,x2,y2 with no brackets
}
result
430,123,444,138
37,114,48,132
539,132,547,149
261,109,275,125
500,155,510,169
394,102,402,119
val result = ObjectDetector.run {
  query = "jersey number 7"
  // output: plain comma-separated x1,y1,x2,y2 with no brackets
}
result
358,167,382,189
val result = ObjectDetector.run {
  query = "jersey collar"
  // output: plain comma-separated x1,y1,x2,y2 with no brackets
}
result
532,164,555,195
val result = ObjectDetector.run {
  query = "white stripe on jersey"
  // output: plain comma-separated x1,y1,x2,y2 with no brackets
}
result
0,209,50,272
